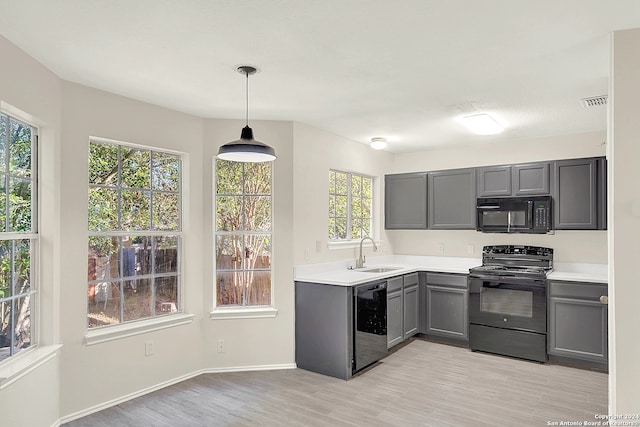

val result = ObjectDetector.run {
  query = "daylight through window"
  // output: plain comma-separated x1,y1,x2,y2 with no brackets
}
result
87,141,182,329
0,112,37,363
329,170,372,240
215,160,272,307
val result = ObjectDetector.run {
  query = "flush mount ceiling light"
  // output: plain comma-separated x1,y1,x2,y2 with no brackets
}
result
217,66,276,162
370,137,388,150
461,113,504,135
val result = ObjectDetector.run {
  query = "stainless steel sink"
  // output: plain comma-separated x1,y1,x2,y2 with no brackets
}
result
357,267,402,273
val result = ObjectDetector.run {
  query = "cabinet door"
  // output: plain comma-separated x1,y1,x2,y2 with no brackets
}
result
403,285,419,339
512,162,550,195
477,165,511,197
428,168,476,229
554,158,598,229
387,290,403,348
549,297,608,363
385,173,428,229
426,286,468,340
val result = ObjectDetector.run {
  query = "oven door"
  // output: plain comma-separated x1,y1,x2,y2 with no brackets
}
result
476,198,533,233
468,274,546,333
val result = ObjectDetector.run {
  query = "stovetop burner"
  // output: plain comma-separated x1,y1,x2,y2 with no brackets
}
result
469,245,553,278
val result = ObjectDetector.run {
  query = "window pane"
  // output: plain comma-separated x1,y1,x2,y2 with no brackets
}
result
362,198,372,218
351,196,363,219
0,115,7,169
329,171,335,194
88,282,121,328
121,190,151,230
216,271,243,306
245,234,271,271
125,236,152,277
245,271,270,306
362,218,371,237
13,240,30,295
328,218,336,239
155,236,178,274
152,152,180,192
88,187,119,231
335,218,347,239
155,276,178,314
351,175,362,197
215,235,243,270
13,294,31,353
328,195,335,218
121,148,151,189
216,196,242,231
0,241,10,299
9,178,31,232
89,142,119,186
9,118,31,178
335,172,347,195
88,236,121,280
152,192,180,231
0,176,6,232
244,162,271,194
245,196,271,231
335,195,347,217
352,218,362,239
362,177,372,199
123,278,152,322
216,160,242,194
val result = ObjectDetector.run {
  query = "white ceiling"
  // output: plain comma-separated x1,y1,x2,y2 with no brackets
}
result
1,1,639,152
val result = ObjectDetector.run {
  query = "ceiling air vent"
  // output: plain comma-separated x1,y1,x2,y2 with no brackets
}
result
580,95,608,107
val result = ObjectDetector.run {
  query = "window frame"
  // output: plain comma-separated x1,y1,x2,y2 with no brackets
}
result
86,138,184,333
0,111,39,364
328,169,374,242
213,159,274,313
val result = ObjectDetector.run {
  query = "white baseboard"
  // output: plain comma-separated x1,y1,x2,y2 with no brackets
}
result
57,363,297,425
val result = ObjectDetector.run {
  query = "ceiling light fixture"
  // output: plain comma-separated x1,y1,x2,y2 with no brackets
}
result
370,137,388,150
217,66,276,162
461,113,504,135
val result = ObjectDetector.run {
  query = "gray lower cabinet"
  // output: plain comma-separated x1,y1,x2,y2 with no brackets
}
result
553,157,606,230
403,273,419,339
387,273,419,348
295,281,353,380
548,281,608,365
428,168,476,229
425,273,468,341
385,172,428,229
387,276,404,348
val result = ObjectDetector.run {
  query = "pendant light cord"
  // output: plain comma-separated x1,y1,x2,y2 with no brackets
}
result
245,71,249,126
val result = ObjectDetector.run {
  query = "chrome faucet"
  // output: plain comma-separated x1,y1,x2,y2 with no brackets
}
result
356,236,378,269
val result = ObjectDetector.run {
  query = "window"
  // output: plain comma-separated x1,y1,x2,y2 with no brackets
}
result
215,160,271,307
0,113,37,363
329,170,372,240
87,141,181,329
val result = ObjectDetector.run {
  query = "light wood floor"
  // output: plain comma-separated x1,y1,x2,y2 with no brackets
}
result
63,339,608,426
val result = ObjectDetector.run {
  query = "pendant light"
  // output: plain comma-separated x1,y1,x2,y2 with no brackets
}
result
217,66,276,162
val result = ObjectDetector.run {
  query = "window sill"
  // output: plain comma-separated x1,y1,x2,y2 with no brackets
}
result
327,239,383,250
210,306,278,320
0,344,62,390
84,313,195,346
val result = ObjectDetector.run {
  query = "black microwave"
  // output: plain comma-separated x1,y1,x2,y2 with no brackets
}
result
476,196,553,234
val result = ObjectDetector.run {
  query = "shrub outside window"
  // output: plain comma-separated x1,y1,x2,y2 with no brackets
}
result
215,160,272,307
87,141,181,329
0,112,37,363
329,170,373,240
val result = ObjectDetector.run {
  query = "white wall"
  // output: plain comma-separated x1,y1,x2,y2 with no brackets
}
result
202,119,296,368
59,81,206,418
0,35,62,427
609,28,640,413
388,132,608,263
292,122,394,265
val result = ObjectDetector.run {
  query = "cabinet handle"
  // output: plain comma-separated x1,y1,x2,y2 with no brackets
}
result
599,295,608,305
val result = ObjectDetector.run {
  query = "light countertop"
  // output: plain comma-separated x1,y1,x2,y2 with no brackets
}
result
294,255,608,286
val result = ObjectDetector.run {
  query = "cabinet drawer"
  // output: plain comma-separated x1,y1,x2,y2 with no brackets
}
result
426,273,467,289
549,281,607,300
387,276,404,292
403,272,419,288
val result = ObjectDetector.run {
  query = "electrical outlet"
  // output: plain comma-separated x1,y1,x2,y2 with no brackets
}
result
217,339,225,353
145,341,154,356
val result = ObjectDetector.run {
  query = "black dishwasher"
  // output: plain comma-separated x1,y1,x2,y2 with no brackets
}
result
353,281,387,373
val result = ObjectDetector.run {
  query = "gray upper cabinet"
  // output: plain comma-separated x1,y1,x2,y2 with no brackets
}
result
512,162,550,195
385,173,428,229
428,168,476,229
553,158,599,229
548,281,608,365
477,165,512,197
